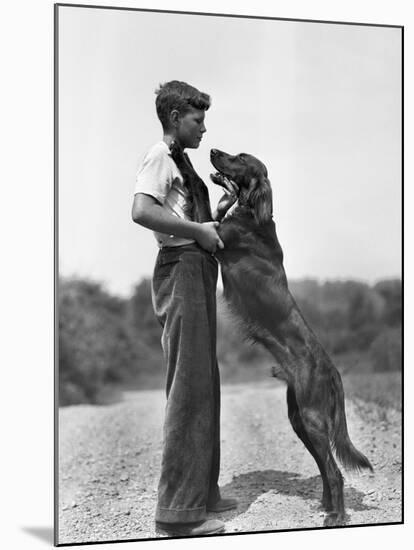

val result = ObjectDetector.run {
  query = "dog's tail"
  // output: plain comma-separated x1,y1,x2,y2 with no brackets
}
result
330,369,374,472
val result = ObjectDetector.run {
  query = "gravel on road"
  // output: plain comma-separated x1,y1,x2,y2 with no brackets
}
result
58,379,402,544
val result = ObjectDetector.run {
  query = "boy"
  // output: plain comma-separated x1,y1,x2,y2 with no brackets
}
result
132,81,238,537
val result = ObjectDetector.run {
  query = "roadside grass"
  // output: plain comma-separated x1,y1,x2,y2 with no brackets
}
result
219,351,402,412
62,353,402,415
342,371,402,412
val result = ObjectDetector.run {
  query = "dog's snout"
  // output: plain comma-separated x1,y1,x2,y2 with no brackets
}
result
210,149,218,157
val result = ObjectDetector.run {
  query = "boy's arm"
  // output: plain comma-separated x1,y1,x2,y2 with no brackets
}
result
132,193,224,254
212,207,228,223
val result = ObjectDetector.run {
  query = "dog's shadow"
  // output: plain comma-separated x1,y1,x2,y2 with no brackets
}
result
217,469,377,519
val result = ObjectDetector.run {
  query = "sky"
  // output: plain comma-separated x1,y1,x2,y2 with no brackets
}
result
58,6,402,297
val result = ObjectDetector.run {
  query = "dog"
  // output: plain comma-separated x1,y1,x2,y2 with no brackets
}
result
170,143,373,527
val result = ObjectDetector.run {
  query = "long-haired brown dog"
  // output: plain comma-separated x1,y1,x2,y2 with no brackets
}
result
170,143,373,527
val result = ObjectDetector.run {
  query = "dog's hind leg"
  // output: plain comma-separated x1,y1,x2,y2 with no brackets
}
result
323,449,346,526
286,387,332,512
297,406,346,526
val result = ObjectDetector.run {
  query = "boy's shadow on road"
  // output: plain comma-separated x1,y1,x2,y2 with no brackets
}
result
217,469,376,520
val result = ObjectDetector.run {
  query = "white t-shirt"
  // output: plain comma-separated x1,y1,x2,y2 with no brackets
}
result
134,141,195,248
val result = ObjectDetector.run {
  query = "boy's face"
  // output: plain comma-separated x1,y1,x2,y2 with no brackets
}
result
175,107,207,149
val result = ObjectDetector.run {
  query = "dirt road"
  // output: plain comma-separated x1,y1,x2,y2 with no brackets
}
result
58,380,402,544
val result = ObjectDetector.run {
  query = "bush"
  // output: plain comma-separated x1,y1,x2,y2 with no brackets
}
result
370,327,402,372
59,278,139,405
128,279,163,348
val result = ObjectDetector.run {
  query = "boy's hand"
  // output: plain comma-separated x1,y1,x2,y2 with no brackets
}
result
195,221,224,254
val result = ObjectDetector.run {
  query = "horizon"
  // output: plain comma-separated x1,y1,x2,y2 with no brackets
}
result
58,270,402,300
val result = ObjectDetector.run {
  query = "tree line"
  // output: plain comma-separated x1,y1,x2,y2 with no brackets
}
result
58,276,401,405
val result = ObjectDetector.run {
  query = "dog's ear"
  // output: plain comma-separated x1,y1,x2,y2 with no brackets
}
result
169,140,185,164
246,174,273,224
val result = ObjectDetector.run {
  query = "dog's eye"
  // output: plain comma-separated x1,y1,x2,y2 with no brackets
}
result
238,155,246,163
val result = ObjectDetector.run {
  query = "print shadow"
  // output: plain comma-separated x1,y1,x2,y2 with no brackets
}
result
21,526,54,544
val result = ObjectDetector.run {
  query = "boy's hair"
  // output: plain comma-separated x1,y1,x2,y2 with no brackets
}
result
155,80,211,129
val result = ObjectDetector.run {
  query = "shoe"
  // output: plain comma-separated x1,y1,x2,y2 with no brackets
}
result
207,497,238,513
155,518,225,537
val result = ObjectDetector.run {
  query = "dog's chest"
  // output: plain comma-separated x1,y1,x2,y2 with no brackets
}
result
218,216,283,263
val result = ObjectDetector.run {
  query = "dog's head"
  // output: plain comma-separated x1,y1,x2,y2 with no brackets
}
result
210,148,273,224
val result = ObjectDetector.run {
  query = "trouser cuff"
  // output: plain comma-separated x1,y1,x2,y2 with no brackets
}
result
155,505,206,524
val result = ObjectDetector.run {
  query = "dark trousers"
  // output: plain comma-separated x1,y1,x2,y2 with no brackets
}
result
151,243,221,523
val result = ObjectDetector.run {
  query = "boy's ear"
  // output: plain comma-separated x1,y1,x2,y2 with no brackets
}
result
170,109,180,127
